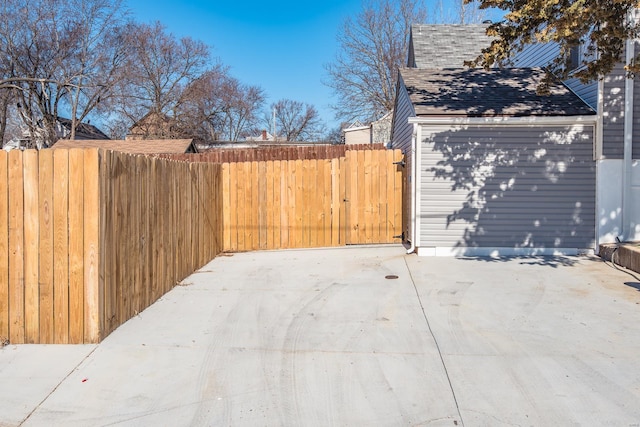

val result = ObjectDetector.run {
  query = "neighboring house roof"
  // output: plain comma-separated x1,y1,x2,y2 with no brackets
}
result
400,67,597,117
55,117,110,140
344,120,366,129
245,130,276,141
408,24,493,68
126,111,177,140
51,138,198,154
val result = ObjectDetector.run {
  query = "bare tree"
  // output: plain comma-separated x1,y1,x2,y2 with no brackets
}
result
176,67,228,142
270,99,324,142
325,0,427,123
176,66,264,142
0,0,129,147
432,0,487,24
63,0,130,140
112,21,210,136
220,81,265,142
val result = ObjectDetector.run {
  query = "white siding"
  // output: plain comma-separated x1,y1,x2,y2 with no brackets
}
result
417,124,596,254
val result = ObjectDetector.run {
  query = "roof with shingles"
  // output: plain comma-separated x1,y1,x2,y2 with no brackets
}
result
408,24,493,68
400,67,597,117
51,138,197,154
55,117,110,140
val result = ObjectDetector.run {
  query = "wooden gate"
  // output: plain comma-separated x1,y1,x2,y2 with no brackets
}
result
343,150,403,245
221,149,403,251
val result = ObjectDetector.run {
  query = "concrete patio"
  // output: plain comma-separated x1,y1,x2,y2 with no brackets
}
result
2,245,640,426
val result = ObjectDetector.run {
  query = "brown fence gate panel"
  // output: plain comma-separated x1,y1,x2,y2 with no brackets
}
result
221,149,403,251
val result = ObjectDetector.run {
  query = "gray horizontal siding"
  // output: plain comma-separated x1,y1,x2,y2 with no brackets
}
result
391,76,416,241
565,78,598,109
391,76,414,154
418,125,596,249
512,42,559,67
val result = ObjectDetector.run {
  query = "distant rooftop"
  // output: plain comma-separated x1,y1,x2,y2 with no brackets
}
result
51,139,198,154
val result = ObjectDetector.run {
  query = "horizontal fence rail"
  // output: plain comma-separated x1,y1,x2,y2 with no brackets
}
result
159,143,387,163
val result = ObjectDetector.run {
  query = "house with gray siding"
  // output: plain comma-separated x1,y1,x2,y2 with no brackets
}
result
392,24,602,256
510,38,640,245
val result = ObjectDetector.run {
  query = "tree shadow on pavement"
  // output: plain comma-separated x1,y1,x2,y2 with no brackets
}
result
458,256,580,268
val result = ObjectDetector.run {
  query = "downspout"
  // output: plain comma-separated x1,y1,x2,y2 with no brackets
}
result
596,78,604,248
406,123,418,254
622,26,635,240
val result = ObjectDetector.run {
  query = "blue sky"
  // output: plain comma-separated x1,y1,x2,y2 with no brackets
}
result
125,0,502,131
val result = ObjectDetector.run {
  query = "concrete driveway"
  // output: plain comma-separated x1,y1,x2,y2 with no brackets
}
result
2,246,640,426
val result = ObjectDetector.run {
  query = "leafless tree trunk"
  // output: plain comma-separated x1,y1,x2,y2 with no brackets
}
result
0,0,129,147
0,91,11,147
270,99,324,142
325,0,427,123
112,21,210,138
221,84,265,142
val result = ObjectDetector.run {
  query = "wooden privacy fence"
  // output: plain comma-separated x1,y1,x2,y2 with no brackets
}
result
100,151,222,339
0,149,222,344
1,146,402,344
221,149,404,251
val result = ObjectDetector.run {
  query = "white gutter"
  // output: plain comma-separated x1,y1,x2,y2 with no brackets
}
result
407,115,598,126
622,31,635,240
406,123,418,254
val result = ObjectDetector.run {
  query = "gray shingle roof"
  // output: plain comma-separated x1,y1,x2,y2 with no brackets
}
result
400,67,596,117
408,24,493,68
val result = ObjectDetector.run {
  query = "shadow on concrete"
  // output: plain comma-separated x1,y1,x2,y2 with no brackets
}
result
457,256,579,268
624,282,640,292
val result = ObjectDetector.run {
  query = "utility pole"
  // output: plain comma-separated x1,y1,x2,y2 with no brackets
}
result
272,107,277,142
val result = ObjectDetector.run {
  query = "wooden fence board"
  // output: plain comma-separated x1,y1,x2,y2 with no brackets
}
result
83,149,100,342
23,151,39,343
330,158,339,246
294,160,304,248
68,150,85,343
222,164,231,251
302,159,311,247
0,151,8,341
8,150,25,344
134,156,143,314
38,150,54,343
258,161,267,249
371,151,380,243
280,161,289,248
378,151,388,240
315,160,324,247
53,150,69,343
265,161,274,249
251,161,259,250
